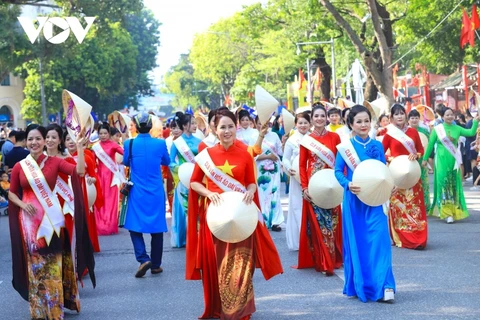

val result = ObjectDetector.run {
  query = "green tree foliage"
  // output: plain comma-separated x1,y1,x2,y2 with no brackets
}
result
21,21,138,118
394,0,480,75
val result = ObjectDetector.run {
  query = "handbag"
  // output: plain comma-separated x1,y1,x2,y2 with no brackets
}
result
118,138,133,227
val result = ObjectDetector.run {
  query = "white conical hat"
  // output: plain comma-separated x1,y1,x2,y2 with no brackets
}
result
108,111,131,134
414,105,435,122
206,191,259,243
255,85,279,125
364,96,388,121
86,181,97,209
295,106,311,114
307,169,343,209
337,98,355,109
178,162,195,188
419,132,429,150
193,129,205,140
389,155,421,189
321,101,336,110
62,90,93,142
282,108,295,135
352,159,394,206
291,155,300,182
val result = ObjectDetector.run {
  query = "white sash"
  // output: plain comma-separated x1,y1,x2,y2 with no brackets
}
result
261,138,281,162
286,132,303,150
174,136,196,163
300,135,336,168
386,124,417,155
435,125,462,170
337,139,362,171
55,177,75,216
92,142,126,187
20,155,65,245
336,126,352,143
195,149,263,222
203,135,218,148
195,150,246,193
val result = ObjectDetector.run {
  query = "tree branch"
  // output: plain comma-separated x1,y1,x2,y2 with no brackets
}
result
317,0,366,55
366,0,391,67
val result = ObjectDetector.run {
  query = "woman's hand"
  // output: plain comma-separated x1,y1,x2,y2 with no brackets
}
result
87,177,96,185
268,153,277,161
421,160,427,167
408,153,417,161
260,123,269,136
288,168,296,176
348,182,361,195
76,134,88,150
392,186,399,195
21,202,37,216
243,190,254,205
207,192,222,206
302,189,312,201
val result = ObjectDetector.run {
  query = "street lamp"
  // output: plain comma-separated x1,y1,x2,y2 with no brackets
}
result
296,39,336,103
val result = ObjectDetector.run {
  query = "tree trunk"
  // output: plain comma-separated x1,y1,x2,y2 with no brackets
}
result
318,0,395,105
314,46,332,101
364,75,378,102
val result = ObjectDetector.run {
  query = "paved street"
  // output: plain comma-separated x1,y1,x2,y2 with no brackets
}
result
1,178,480,319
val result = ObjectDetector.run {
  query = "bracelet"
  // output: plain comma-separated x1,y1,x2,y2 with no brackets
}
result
259,135,265,138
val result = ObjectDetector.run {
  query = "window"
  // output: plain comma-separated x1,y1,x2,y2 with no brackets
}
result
1,74,10,86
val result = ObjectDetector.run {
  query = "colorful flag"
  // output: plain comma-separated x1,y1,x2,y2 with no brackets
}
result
461,9,474,48
298,68,305,90
315,67,322,90
473,5,480,29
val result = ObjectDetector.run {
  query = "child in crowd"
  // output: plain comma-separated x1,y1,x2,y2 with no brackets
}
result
326,108,344,132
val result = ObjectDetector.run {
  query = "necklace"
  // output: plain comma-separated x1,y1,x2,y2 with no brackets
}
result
353,136,372,149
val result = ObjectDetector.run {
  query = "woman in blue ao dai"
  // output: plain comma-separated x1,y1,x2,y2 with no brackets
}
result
334,105,396,302
169,112,201,248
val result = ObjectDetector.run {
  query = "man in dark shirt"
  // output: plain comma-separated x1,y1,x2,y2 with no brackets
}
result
5,131,29,173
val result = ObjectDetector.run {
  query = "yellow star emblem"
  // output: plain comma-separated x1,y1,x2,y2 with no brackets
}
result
217,160,236,177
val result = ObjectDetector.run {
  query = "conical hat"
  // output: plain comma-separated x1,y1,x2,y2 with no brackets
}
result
414,105,435,122
282,109,295,135
337,98,355,109
108,111,131,134
291,155,300,182
206,191,259,243
255,85,279,124
193,129,205,140
419,132,429,149
86,181,97,208
295,106,311,114
364,97,388,121
321,101,336,110
389,155,421,189
195,114,208,131
149,115,163,138
178,162,195,188
352,159,394,206
308,169,343,209
62,90,93,142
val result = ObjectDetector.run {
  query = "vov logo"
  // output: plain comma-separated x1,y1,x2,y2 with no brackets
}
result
17,17,96,44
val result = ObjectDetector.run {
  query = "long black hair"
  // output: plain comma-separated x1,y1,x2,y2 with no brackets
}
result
172,112,192,131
